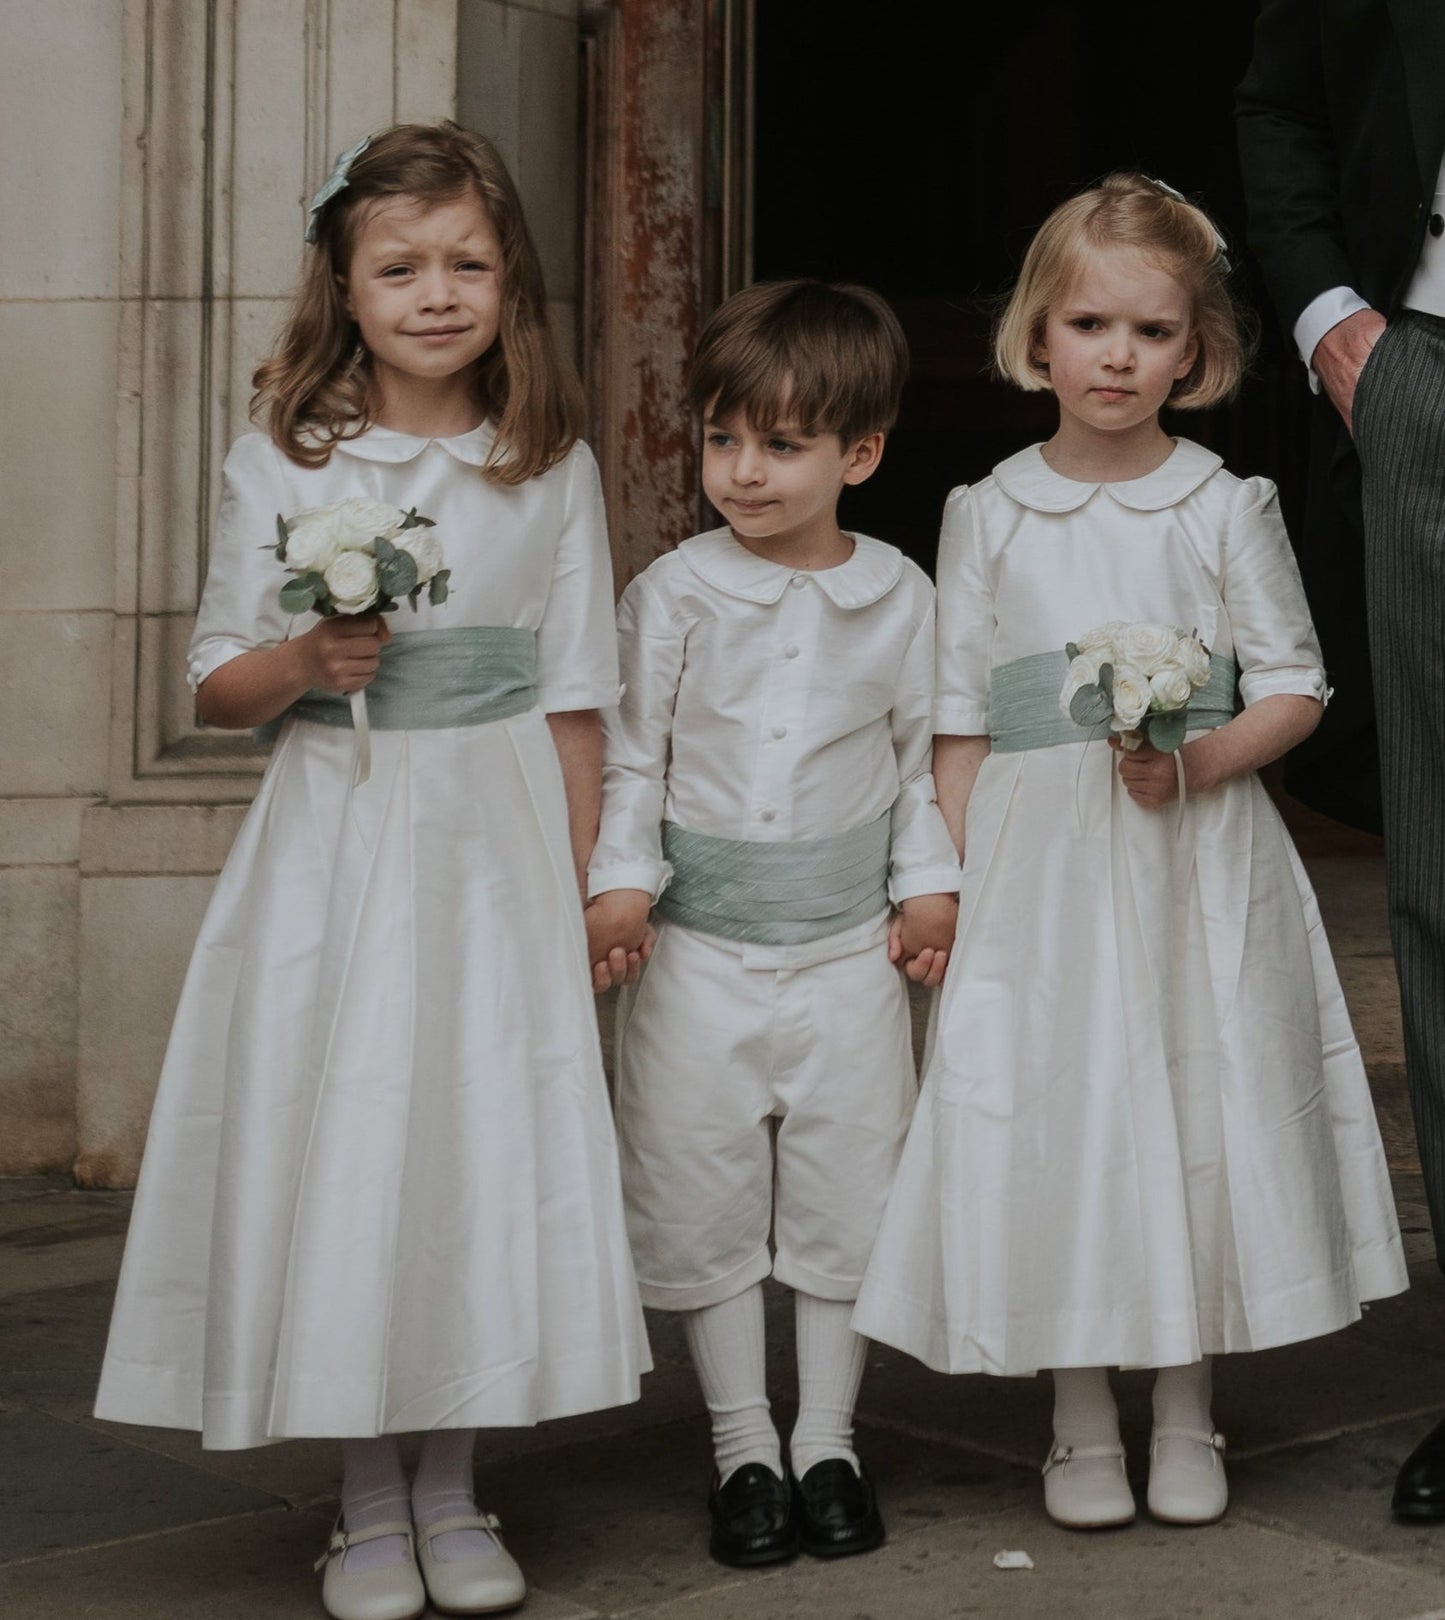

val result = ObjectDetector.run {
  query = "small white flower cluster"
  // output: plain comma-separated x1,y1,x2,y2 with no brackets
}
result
274,498,449,617
1059,620,1213,752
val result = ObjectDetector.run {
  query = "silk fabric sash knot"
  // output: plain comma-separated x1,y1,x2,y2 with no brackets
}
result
256,626,537,743
988,650,1238,754
656,812,892,945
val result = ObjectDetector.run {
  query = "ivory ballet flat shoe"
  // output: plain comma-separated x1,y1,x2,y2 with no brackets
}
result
314,1517,426,1620
1147,1427,1228,1525
416,1512,527,1615
1041,1443,1136,1529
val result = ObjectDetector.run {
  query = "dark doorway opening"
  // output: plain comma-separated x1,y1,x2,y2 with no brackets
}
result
751,1,1304,573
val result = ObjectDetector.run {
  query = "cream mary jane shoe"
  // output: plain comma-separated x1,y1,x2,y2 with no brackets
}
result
1041,1442,1136,1529
417,1512,528,1616
1147,1427,1228,1525
314,1518,426,1620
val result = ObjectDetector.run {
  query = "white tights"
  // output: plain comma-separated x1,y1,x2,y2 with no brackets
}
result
339,1429,499,1572
1050,1358,1214,1450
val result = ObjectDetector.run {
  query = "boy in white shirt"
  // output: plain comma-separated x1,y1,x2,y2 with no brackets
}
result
586,279,960,1566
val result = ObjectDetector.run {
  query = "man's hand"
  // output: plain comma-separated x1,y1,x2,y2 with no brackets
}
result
1313,307,1388,434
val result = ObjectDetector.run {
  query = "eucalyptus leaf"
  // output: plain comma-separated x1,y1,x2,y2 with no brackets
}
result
428,569,451,606
1098,661,1115,698
274,513,290,561
1065,641,1080,662
374,536,397,564
279,577,317,613
1069,684,1114,727
1146,708,1188,753
378,551,418,598
400,507,435,530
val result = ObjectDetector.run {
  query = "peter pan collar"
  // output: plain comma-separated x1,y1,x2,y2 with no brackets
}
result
328,422,496,466
992,438,1223,513
679,527,905,609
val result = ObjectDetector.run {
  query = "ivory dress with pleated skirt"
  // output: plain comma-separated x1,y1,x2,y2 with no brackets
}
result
853,440,1407,1376
95,426,649,1448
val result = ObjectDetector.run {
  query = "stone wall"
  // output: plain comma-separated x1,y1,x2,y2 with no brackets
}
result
0,0,589,1186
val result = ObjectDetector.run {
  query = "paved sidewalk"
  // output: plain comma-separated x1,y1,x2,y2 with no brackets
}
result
4,856,1445,1619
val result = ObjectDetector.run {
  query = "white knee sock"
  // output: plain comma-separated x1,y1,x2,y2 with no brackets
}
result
683,1284,783,1484
1051,1367,1122,1450
1152,1358,1214,1433
790,1293,867,1479
340,1437,411,1574
412,1427,498,1565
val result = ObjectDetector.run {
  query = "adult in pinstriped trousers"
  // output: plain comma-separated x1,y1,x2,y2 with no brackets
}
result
1237,0,1445,1518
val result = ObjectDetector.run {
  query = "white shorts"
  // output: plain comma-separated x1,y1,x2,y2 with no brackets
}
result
615,922,918,1310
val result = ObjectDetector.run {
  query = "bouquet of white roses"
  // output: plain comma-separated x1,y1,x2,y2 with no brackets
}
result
1058,620,1213,753
271,498,450,616
267,498,451,786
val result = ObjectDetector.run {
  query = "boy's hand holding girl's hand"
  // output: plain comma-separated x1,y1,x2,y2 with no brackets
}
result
888,892,960,987
295,613,392,693
585,888,655,994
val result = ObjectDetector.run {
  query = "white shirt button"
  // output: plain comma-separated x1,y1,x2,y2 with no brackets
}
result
789,575,807,590
783,643,800,658
759,808,777,822
771,724,787,739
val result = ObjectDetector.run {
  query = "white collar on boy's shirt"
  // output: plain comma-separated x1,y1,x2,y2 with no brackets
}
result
991,438,1223,514
326,421,497,466
678,526,905,609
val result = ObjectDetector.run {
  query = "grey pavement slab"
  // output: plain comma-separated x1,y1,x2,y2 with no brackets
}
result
629,1506,1445,1620
0,1178,132,1301
0,1408,278,1563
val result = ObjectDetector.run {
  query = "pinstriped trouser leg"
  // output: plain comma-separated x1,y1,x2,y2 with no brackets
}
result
1357,310,1445,1269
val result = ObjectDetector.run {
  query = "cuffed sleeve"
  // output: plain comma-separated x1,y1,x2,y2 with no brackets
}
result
1226,477,1330,707
933,486,995,736
187,435,300,691
887,596,962,903
587,574,684,901
535,442,622,713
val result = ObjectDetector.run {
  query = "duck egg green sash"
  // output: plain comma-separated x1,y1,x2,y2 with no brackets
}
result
988,650,1237,754
656,812,891,946
256,626,536,742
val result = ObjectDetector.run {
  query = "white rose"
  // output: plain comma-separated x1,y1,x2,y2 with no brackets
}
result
323,549,381,613
282,506,345,573
1075,620,1129,656
1180,633,1212,687
1110,664,1151,730
1059,648,1108,718
333,498,407,551
393,526,445,584
1149,666,1194,709
1118,621,1181,676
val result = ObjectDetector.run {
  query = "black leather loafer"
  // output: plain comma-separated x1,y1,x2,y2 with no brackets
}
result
707,1463,798,1567
1393,1416,1445,1520
791,1458,886,1558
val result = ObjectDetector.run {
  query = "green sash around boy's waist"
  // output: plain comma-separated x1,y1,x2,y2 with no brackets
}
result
987,650,1238,754
656,813,892,946
255,626,537,742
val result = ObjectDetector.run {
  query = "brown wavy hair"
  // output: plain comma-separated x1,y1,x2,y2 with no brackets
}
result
994,172,1255,409
252,121,583,481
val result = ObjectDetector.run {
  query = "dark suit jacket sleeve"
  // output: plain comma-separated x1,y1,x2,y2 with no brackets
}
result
1236,0,1359,336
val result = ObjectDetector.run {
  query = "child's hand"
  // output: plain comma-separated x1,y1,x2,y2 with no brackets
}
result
296,614,392,693
1110,736,1183,809
585,889,654,993
887,892,959,987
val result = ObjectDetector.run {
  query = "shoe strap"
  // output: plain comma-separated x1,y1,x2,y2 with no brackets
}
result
1043,1442,1125,1473
1151,1427,1225,1452
313,1516,416,1572
418,1511,504,1550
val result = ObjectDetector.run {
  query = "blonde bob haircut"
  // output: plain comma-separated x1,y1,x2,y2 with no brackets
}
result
994,172,1251,410
688,279,909,444
252,121,583,481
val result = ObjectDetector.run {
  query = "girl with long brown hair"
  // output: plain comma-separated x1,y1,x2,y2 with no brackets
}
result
96,122,648,1620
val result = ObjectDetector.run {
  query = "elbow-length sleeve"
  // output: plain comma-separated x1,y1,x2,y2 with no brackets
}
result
1225,476,1330,707
586,573,684,901
535,441,622,713
933,486,995,736
187,434,300,691
888,590,963,903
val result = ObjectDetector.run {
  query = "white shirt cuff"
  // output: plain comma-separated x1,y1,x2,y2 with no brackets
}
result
1294,287,1371,391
